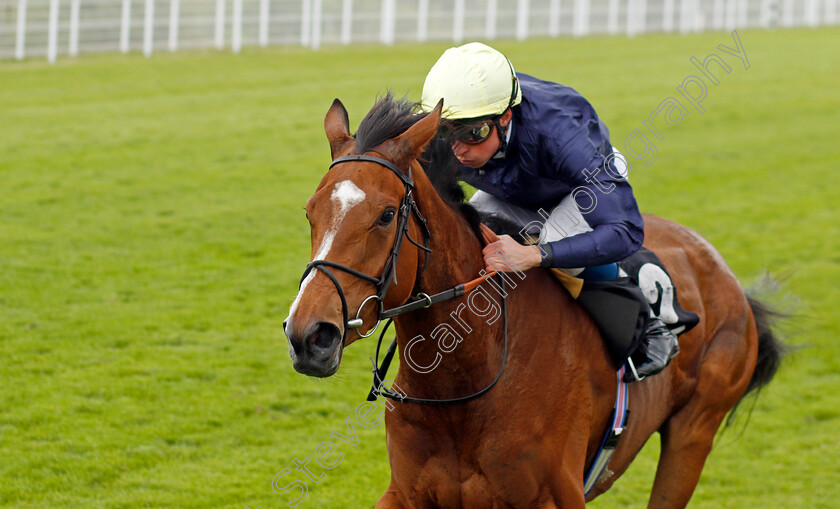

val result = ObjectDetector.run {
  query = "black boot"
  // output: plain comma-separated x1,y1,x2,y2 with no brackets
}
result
623,317,680,382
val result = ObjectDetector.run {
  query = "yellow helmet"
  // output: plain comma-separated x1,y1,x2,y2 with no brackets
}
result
421,42,522,120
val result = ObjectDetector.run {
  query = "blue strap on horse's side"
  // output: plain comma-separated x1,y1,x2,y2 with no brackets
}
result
583,365,630,496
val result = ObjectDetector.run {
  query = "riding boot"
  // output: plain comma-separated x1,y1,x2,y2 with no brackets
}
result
623,317,680,382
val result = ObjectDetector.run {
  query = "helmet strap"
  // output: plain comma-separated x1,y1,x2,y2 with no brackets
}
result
493,58,518,158
492,114,509,157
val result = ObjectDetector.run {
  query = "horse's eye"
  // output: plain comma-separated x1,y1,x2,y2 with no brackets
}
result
378,208,397,226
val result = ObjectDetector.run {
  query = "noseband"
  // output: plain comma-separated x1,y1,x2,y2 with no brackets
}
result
299,154,432,340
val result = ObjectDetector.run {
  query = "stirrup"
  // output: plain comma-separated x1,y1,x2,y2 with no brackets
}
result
625,357,645,382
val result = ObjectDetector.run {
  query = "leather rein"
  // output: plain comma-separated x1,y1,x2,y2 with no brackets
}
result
298,153,509,405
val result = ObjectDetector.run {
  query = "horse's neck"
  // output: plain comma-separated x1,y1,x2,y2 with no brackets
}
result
408,161,486,294
392,165,501,397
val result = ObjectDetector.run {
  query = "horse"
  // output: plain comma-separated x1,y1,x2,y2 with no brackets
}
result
283,94,783,508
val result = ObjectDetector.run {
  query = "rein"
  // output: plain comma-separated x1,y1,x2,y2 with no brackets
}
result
299,153,510,405
367,276,508,405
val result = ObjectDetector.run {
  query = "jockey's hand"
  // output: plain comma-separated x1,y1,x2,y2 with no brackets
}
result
482,234,543,273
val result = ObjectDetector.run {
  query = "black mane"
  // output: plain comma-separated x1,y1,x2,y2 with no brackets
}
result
353,93,485,244
354,93,426,154
419,137,485,243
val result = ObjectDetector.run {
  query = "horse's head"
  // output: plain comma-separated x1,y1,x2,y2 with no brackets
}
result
284,96,443,377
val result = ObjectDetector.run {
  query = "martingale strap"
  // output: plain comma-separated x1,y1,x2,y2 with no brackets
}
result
583,365,630,496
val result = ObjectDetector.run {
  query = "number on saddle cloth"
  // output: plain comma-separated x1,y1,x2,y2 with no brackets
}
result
618,247,700,337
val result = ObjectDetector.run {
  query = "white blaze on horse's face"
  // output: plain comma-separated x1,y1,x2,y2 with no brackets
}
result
330,179,367,225
287,179,366,322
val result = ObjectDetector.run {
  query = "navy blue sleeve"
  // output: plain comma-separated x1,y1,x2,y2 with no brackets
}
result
543,117,645,268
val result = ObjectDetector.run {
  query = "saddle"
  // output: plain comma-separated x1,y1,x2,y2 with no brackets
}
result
550,247,699,365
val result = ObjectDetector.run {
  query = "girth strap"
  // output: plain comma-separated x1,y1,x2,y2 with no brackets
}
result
583,365,630,496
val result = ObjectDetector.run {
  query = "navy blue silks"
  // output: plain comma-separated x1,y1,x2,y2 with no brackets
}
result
459,73,645,269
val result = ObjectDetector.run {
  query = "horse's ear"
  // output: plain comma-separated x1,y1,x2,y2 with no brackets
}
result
324,98,354,158
393,99,443,160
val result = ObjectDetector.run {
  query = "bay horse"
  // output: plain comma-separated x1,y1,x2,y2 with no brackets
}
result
284,95,782,508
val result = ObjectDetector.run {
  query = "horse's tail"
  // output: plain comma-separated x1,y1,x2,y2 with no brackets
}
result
726,293,786,426
743,294,785,396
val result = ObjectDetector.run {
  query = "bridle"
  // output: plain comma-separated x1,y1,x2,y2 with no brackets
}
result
299,153,432,341
297,152,509,405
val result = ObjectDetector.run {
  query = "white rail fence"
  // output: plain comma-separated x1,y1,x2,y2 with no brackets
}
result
2,0,837,63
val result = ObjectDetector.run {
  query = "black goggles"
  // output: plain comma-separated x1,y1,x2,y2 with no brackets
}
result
440,119,496,145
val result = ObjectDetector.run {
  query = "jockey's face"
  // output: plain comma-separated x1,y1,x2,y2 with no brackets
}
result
449,110,512,168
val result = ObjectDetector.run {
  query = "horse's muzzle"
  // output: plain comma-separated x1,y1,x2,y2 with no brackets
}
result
285,319,343,377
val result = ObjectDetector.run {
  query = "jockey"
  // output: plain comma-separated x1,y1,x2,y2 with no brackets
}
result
421,42,679,382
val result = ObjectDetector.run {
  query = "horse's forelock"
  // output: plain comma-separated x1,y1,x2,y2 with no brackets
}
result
354,93,427,156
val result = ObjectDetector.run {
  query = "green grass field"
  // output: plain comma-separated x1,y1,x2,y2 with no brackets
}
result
1,27,838,508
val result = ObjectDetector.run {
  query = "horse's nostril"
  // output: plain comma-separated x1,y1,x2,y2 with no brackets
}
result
311,323,340,350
